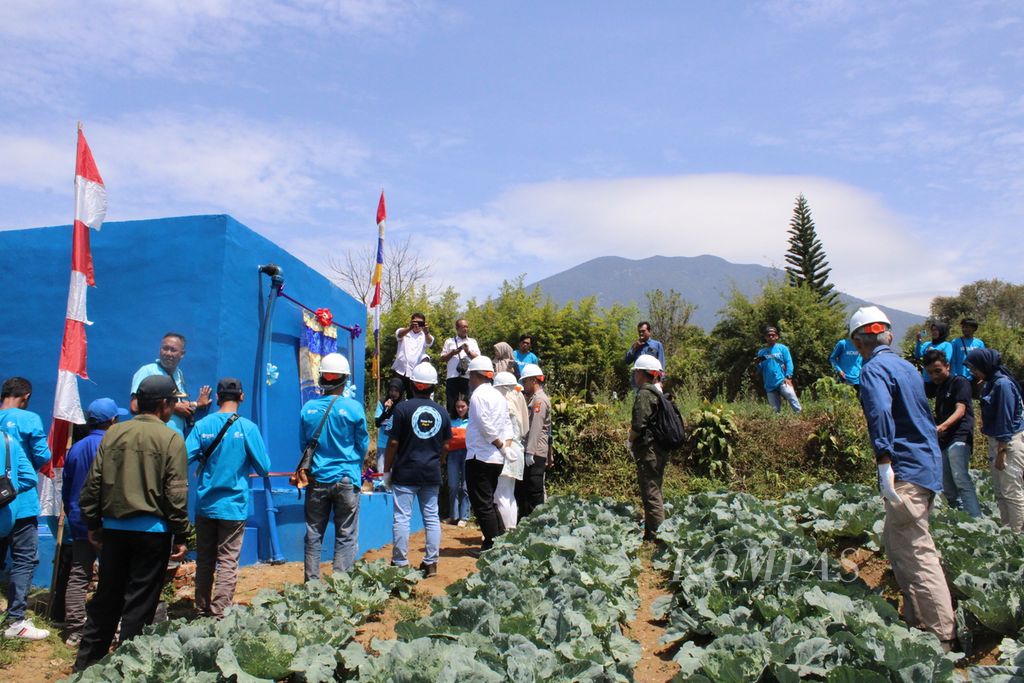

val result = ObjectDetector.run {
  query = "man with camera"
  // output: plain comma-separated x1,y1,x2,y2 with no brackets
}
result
439,318,480,418
392,313,434,399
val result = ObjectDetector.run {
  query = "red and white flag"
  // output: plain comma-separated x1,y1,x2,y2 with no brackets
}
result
46,126,106,474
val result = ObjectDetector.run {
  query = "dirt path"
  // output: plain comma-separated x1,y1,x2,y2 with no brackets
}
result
626,552,680,683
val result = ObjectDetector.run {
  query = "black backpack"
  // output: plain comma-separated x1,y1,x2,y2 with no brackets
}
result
641,387,686,450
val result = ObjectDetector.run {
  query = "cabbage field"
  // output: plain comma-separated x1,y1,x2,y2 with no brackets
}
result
65,479,1024,682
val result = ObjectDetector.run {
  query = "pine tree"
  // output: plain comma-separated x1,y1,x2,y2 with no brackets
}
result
784,194,838,306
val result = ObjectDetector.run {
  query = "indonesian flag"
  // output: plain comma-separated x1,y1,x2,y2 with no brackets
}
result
371,191,386,379
45,127,106,476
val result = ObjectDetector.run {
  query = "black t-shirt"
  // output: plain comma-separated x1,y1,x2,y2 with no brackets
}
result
389,398,452,485
934,375,974,449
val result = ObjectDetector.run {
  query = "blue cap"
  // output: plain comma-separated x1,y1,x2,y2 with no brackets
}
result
86,398,130,423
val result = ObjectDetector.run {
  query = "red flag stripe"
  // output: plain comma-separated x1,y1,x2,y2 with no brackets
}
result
75,129,105,185
58,319,89,378
376,191,386,226
71,220,95,285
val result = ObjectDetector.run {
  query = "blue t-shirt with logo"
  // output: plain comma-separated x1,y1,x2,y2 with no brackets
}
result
0,407,51,519
299,395,368,485
388,398,452,486
186,412,271,520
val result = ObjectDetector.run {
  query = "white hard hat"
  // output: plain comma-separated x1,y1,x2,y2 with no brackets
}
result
467,356,495,374
493,371,518,388
632,355,663,373
520,363,544,380
410,362,438,385
848,306,892,337
320,353,350,376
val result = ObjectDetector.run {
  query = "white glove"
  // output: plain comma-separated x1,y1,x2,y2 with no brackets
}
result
525,453,535,467
877,463,901,504
382,472,392,489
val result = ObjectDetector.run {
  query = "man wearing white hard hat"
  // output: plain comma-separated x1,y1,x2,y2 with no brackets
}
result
850,306,955,648
298,353,369,581
464,356,513,552
383,362,451,577
628,355,669,540
517,363,551,519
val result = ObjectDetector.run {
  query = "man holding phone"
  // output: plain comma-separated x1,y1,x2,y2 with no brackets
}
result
393,313,435,398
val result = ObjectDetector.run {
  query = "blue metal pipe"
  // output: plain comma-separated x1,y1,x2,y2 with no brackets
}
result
254,266,286,564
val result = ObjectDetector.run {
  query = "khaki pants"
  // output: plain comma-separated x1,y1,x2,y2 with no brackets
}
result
882,481,955,641
194,517,246,617
988,433,1024,532
634,443,667,539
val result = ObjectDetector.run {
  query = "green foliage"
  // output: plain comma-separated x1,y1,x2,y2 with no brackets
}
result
710,281,846,399
805,377,870,464
547,395,636,497
67,559,421,682
688,404,737,477
784,194,839,307
931,279,1024,328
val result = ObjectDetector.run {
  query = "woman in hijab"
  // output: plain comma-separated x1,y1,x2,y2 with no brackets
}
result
492,372,528,529
915,322,953,398
493,342,519,378
373,378,405,473
966,348,1024,532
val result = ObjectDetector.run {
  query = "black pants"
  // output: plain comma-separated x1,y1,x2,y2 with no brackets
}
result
466,459,504,548
516,457,546,520
445,377,468,417
74,530,172,672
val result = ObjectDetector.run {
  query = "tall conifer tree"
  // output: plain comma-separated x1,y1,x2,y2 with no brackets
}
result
784,194,838,306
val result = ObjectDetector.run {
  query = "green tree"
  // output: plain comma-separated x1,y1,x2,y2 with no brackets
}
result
784,194,838,306
931,279,1024,327
643,288,696,358
710,281,846,399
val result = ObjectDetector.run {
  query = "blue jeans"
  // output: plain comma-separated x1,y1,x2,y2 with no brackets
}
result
392,484,440,566
303,478,360,581
942,441,981,518
446,450,470,521
4,516,39,621
767,382,802,413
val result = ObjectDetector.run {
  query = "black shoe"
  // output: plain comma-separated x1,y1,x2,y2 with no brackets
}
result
419,562,438,578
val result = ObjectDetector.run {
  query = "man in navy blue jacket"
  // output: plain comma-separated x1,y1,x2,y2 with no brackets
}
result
61,398,128,645
850,306,955,648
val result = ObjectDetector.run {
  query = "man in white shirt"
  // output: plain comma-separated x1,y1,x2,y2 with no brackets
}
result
392,312,434,397
439,318,480,418
464,356,512,552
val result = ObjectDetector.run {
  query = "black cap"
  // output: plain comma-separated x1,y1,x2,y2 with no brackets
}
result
961,317,979,328
136,375,179,401
217,377,243,395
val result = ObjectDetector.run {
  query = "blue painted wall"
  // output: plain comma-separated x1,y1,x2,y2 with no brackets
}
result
0,215,420,582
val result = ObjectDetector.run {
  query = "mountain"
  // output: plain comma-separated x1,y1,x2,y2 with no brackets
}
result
527,255,923,339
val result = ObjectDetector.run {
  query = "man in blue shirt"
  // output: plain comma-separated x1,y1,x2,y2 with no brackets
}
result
298,353,368,581
755,327,801,413
0,376,52,640
625,322,666,385
61,397,128,645
130,332,211,435
951,318,985,389
850,306,954,647
513,335,540,375
384,362,451,577
829,337,862,394
186,378,270,616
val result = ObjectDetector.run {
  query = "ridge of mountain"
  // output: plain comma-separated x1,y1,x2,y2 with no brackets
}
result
527,255,923,338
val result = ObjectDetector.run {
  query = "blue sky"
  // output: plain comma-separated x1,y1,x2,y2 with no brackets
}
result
2,1,1022,314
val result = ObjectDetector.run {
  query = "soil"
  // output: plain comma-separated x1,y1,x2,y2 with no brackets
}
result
625,550,680,683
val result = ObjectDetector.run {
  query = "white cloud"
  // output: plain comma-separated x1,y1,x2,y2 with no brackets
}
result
427,174,961,314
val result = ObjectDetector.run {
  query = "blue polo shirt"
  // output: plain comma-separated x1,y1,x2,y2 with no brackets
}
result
186,412,271,520
829,338,863,385
513,350,539,375
951,337,986,380
859,346,943,492
0,433,37,537
299,395,368,486
62,429,106,540
0,407,52,520
625,339,666,369
756,343,794,391
132,362,188,435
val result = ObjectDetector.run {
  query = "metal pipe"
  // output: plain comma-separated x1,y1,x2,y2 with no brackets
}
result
255,265,286,564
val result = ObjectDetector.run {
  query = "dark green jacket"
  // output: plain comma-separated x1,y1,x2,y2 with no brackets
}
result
80,414,190,543
631,384,665,452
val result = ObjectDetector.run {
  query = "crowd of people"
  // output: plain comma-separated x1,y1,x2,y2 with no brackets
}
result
1,306,1021,664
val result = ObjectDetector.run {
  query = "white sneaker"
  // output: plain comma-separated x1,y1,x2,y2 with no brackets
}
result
457,520,467,528
4,619,50,640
